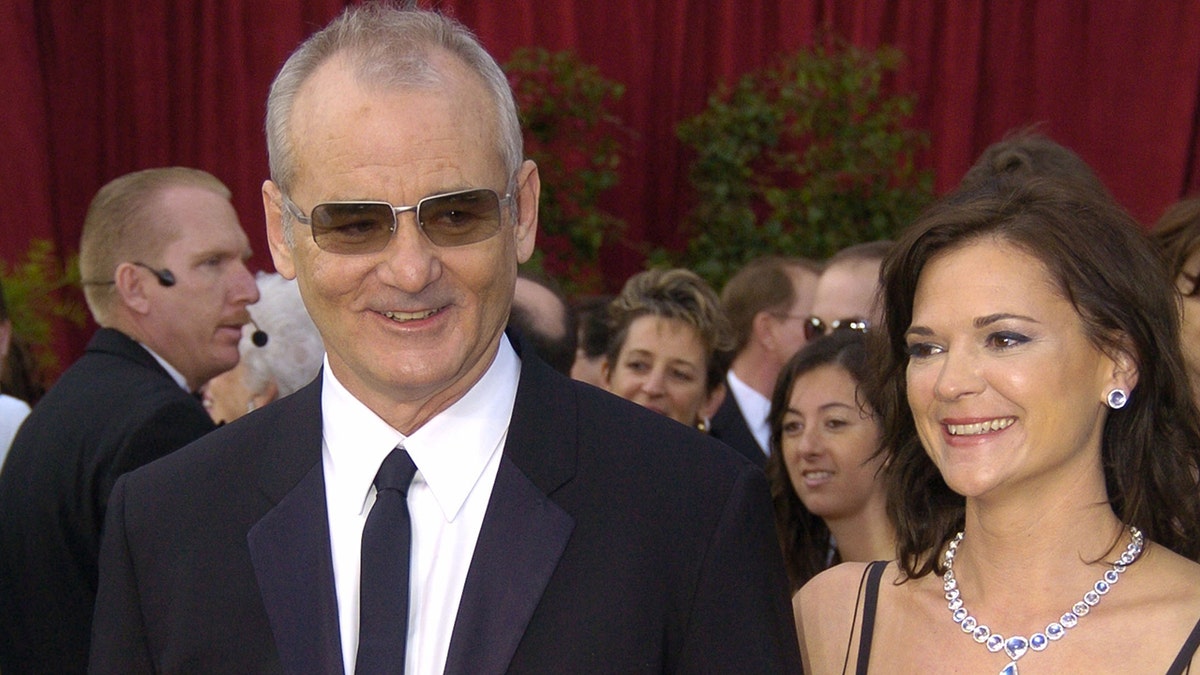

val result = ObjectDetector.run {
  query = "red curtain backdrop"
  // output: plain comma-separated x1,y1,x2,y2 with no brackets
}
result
5,0,1200,367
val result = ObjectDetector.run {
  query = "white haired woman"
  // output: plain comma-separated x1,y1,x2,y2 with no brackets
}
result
202,272,323,423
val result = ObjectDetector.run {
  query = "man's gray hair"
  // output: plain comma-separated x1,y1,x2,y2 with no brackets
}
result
264,2,523,201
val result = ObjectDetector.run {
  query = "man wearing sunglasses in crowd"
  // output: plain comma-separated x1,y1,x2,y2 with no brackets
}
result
713,256,821,466
805,240,894,345
89,4,801,673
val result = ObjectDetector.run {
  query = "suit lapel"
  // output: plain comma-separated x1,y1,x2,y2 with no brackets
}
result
243,343,582,674
443,457,573,675
245,379,344,675
712,393,767,467
444,338,578,675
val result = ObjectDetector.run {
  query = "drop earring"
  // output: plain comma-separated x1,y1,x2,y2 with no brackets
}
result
1106,388,1128,410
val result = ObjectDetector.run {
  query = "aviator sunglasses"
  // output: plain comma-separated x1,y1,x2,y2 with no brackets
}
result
281,187,514,255
803,315,870,342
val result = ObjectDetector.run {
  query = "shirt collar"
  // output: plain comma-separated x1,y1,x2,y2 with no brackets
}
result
322,335,521,521
140,343,190,392
726,369,771,451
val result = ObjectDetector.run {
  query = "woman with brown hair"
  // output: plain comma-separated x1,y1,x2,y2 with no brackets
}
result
766,330,894,592
796,171,1200,673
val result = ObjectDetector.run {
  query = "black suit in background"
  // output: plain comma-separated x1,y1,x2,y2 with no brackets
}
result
709,391,768,468
90,343,802,673
0,328,216,674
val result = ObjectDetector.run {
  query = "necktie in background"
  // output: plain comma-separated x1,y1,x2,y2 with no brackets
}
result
356,447,418,674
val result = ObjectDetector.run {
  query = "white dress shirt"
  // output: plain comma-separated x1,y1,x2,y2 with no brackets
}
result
725,370,771,455
0,393,30,465
323,336,519,675
142,344,190,392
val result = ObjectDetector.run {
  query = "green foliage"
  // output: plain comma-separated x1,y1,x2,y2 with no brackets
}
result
1,239,87,383
505,47,628,294
664,37,934,288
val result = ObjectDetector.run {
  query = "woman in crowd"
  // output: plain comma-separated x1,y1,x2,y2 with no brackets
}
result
766,330,894,592
1151,195,1200,409
603,268,733,431
202,272,323,424
796,174,1200,673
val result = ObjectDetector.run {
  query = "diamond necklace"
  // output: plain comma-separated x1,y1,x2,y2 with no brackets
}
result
941,525,1144,675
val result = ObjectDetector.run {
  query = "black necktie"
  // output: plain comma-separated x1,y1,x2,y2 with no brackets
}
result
356,447,418,674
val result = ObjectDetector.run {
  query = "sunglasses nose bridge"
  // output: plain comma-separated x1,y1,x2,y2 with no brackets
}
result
376,203,439,258
379,204,430,251
389,203,421,234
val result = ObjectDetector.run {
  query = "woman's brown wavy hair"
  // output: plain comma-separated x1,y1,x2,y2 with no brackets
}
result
871,175,1200,578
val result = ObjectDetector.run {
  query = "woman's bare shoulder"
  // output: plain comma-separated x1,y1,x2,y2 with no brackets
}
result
1109,543,1200,670
1132,544,1200,610
794,562,882,675
796,561,877,613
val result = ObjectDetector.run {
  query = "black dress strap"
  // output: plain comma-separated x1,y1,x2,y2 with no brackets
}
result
854,561,888,675
1166,614,1200,674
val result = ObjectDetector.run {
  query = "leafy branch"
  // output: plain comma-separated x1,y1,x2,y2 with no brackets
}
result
505,47,629,294
2,239,87,395
659,36,934,288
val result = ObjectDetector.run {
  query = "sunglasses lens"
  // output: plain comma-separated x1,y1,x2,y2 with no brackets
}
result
804,316,825,341
419,189,503,247
310,203,395,254
804,316,869,341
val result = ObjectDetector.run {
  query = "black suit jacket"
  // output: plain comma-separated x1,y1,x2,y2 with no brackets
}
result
709,390,768,468
0,328,216,674
90,343,801,674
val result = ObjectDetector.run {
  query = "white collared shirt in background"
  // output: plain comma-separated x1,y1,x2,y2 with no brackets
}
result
0,393,30,464
141,343,190,392
726,370,771,455
323,335,520,675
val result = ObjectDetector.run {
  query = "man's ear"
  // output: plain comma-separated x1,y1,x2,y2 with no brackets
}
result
752,311,777,351
114,262,151,315
513,159,540,265
263,180,296,280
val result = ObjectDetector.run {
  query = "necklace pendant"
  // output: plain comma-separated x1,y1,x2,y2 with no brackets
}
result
1004,635,1029,661
1000,662,1019,675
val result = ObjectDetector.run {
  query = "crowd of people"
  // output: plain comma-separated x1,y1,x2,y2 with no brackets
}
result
2,2,1200,673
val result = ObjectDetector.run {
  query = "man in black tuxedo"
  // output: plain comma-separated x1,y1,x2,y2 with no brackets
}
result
712,256,820,466
0,167,260,673
89,4,801,673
